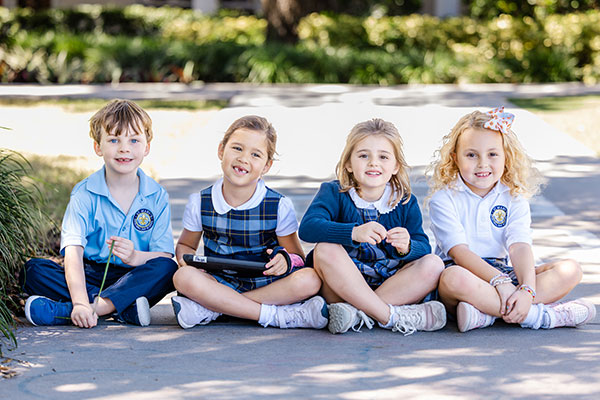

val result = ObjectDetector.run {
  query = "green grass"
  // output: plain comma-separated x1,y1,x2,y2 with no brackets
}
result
0,98,228,112
24,154,91,244
510,95,600,111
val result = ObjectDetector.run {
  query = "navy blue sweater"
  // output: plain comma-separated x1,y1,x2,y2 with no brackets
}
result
299,180,431,262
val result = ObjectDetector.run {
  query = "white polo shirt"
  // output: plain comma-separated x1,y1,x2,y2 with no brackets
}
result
429,178,532,261
183,178,298,237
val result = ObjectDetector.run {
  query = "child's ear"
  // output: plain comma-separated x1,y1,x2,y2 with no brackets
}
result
217,143,224,160
451,152,457,163
93,141,103,157
262,159,273,175
144,141,151,157
345,162,352,174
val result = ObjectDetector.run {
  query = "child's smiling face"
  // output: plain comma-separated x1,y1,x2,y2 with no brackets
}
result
218,128,272,192
345,135,399,202
453,127,505,197
94,122,149,177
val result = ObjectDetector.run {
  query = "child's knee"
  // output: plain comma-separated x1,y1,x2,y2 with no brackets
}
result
287,268,322,297
438,266,472,296
554,258,582,285
172,266,198,291
417,254,445,281
313,243,345,271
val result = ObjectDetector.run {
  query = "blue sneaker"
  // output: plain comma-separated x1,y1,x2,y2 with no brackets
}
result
24,296,72,326
117,297,151,327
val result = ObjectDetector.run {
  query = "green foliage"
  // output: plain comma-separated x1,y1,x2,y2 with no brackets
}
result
467,0,600,19
0,150,46,352
1,5,600,84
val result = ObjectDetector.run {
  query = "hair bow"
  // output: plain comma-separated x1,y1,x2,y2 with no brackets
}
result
483,106,514,134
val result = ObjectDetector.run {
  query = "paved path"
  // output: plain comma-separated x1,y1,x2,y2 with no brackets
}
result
1,83,600,399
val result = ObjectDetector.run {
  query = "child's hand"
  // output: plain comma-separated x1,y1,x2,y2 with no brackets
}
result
71,303,97,329
352,221,387,245
503,289,533,324
264,250,288,276
386,227,410,254
107,236,137,266
495,282,517,316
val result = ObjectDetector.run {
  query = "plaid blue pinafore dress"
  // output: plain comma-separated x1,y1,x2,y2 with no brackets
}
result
348,207,403,287
200,186,294,293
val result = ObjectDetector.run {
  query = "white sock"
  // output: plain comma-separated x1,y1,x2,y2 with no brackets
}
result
378,305,396,329
520,303,545,329
258,304,276,327
540,305,554,329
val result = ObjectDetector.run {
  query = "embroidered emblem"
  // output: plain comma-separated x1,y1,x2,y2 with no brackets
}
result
490,205,507,228
133,208,154,231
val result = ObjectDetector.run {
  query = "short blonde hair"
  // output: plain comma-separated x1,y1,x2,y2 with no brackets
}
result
336,118,411,207
427,110,544,198
89,99,153,144
220,115,277,162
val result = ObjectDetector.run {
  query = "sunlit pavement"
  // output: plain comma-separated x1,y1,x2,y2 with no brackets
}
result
1,83,600,399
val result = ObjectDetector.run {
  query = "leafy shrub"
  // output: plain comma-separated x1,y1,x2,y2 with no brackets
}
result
0,149,46,353
1,5,600,84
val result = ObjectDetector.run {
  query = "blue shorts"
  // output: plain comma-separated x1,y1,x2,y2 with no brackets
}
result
445,257,519,286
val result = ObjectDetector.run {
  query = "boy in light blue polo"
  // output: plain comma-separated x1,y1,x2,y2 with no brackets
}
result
21,99,177,328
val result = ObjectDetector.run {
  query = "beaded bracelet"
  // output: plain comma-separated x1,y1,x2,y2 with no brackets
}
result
519,284,536,300
489,273,510,286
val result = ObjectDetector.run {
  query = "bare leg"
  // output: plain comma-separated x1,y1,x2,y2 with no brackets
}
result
375,254,444,305
438,265,504,317
173,266,321,321
439,259,584,317
534,259,582,304
312,243,390,324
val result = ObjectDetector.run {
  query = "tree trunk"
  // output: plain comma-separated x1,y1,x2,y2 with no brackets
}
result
261,0,318,43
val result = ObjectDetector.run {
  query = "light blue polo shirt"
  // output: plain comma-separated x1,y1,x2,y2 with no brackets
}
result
60,167,175,267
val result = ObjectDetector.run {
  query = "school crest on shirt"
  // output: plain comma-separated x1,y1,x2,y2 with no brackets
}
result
133,208,154,231
490,205,507,228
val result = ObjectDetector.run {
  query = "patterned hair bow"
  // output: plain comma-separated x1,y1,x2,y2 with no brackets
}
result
483,106,514,134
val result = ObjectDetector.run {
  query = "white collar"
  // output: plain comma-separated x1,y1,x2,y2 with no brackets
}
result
453,176,510,198
211,178,267,214
348,184,397,214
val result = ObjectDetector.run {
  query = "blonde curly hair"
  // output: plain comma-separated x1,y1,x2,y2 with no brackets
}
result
427,110,544,198
336,118,411,207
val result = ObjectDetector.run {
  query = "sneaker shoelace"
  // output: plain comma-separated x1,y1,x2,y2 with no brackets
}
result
351,310,374,332
391,310,423,336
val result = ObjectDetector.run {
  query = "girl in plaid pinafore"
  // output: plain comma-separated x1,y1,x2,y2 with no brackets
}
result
299,118,447,335
171,115,328,330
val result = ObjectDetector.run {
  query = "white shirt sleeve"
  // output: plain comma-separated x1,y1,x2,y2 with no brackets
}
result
276,196,299,237
505,196,533,247
429,190,468,255
182,193,203,232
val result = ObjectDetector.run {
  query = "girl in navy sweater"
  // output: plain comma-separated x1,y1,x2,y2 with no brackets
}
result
299,118,446,335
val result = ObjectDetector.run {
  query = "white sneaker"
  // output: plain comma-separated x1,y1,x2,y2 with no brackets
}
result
275,296,328,329
171,296,220,329
327,302,374,334
457,302,495,333
388,301,447,336
546,299,596,328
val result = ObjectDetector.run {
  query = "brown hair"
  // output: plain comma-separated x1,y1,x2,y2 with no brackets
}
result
335,118,411,207
89,99,153,144
220,115,277,161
